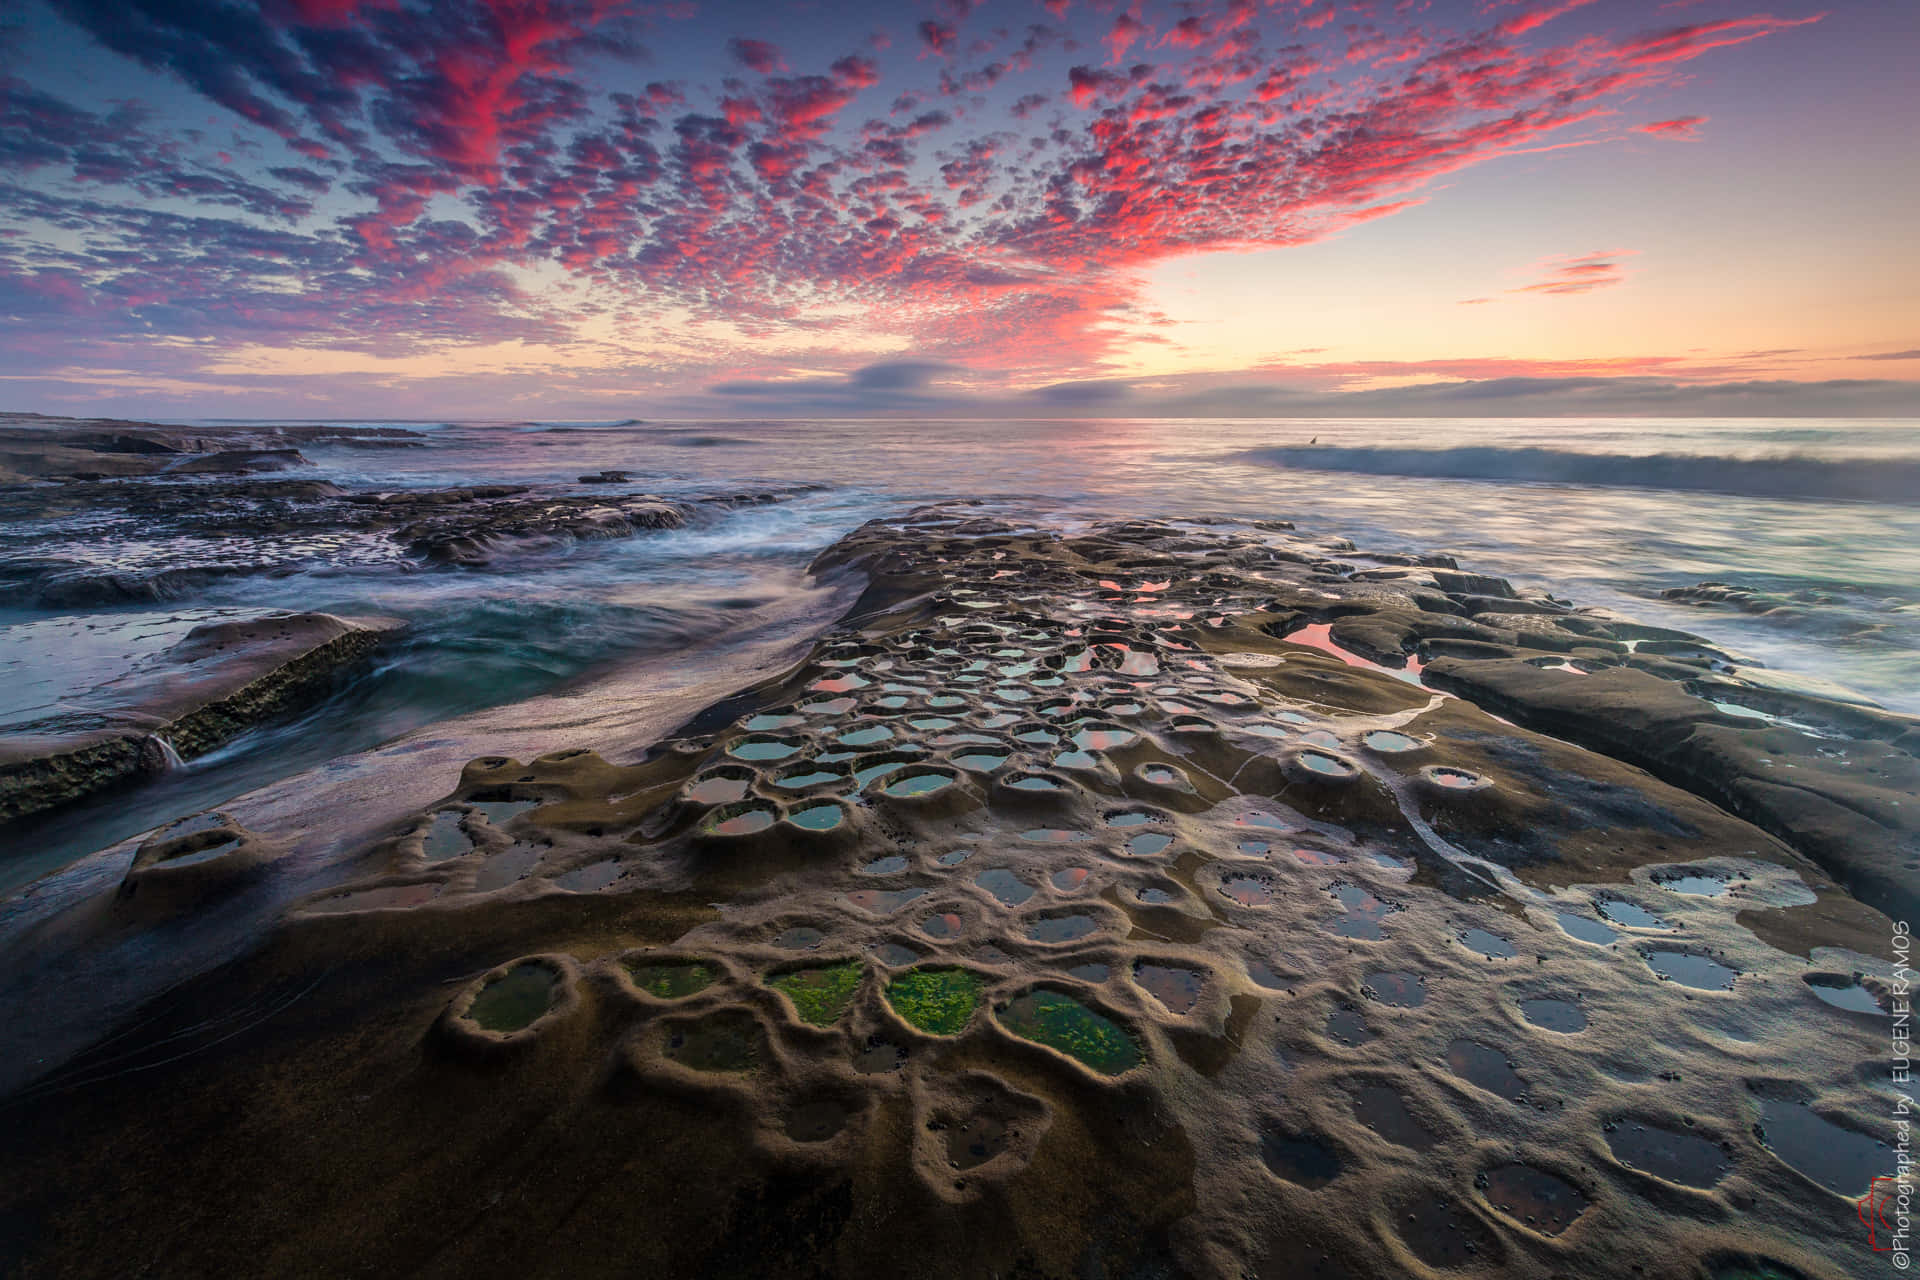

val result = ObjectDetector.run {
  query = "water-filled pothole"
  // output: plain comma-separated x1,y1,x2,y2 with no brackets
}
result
686,772,753,805
1105,810,1158,828
1446,1039,1526,1101
1396,1192,1501,1270
1219,873,1276,906
775,768,847,791
883,769,956,798
1137,763,1191,789
702,802,778,837
1423,766,1487,791
787,801,847,831
885,967,984,1036
918,912,963,940
995,988,1142,1074
421,811,471,861
1126,832,1173,857
1598,897,1670,930
1327,885,1396,939
467,961,558,1032
770,960,864,1025
1297,750,1356,778
1363,730,1421,753
1363,971,1426,1007
1803,973,1886,1015
1133,962,1206,1014
625,958,715,999
1026,913,1100,944
1645,948,1737,991
1258,1131,1341,1188
1756,1096,1891,1197
1448,924,1511,957
553,860,623,892
1605,1118,1731,1187
845,886,929,915
1653,869,1729,896
1481,1164,1588,1237
1352,1086,1436,1150
1071,724,1138,751
727,736,802,762
1520,997,1587,1033
976,869,1036,906
1557,912,1618,946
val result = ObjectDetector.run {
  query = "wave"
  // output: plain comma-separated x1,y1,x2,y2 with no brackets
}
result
1237,445,1920,506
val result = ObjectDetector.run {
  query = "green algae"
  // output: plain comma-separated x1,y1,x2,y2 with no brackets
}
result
995,988,1142,1075
624,958,716,1000
771,960,864,1026
467,961,558,1032
885,967,984,1036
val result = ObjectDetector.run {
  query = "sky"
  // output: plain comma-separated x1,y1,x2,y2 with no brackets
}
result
0,0,1915,419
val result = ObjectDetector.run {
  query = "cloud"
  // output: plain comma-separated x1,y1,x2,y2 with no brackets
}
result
1508,251,1634,296
1635,114,1706,139
1855,349,1920,362
0,0,1838,392
727,37,783,73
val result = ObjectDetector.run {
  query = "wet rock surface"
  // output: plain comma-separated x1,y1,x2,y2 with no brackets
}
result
0,504,1902,1279
0,611,402,823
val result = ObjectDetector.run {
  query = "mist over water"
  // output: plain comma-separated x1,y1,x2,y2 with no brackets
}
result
3,414,1916,889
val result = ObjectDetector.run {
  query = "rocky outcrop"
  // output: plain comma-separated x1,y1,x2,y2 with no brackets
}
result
0,412,423,483
0,612,403,824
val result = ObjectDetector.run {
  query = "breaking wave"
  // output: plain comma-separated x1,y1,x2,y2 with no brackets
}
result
1237,445,1920,506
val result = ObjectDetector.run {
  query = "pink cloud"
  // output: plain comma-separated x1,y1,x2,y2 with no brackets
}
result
1635,115,1706,139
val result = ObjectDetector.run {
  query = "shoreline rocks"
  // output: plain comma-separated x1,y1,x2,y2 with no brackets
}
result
0,611,403,824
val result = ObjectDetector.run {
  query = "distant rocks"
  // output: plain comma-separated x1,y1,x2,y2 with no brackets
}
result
0,413,428,484
578,470,632,484
1662,580,1841,617
0,473,795,601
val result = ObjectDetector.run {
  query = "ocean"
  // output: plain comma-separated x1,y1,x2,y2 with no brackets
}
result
3,414,1916,890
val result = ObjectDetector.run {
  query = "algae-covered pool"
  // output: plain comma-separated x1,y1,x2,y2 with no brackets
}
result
994,988,1141,1074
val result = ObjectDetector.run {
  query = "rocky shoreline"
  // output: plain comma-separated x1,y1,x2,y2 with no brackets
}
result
0,505,1904,1279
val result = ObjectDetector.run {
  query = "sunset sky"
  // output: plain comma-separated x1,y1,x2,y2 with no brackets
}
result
1,0,1914,418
